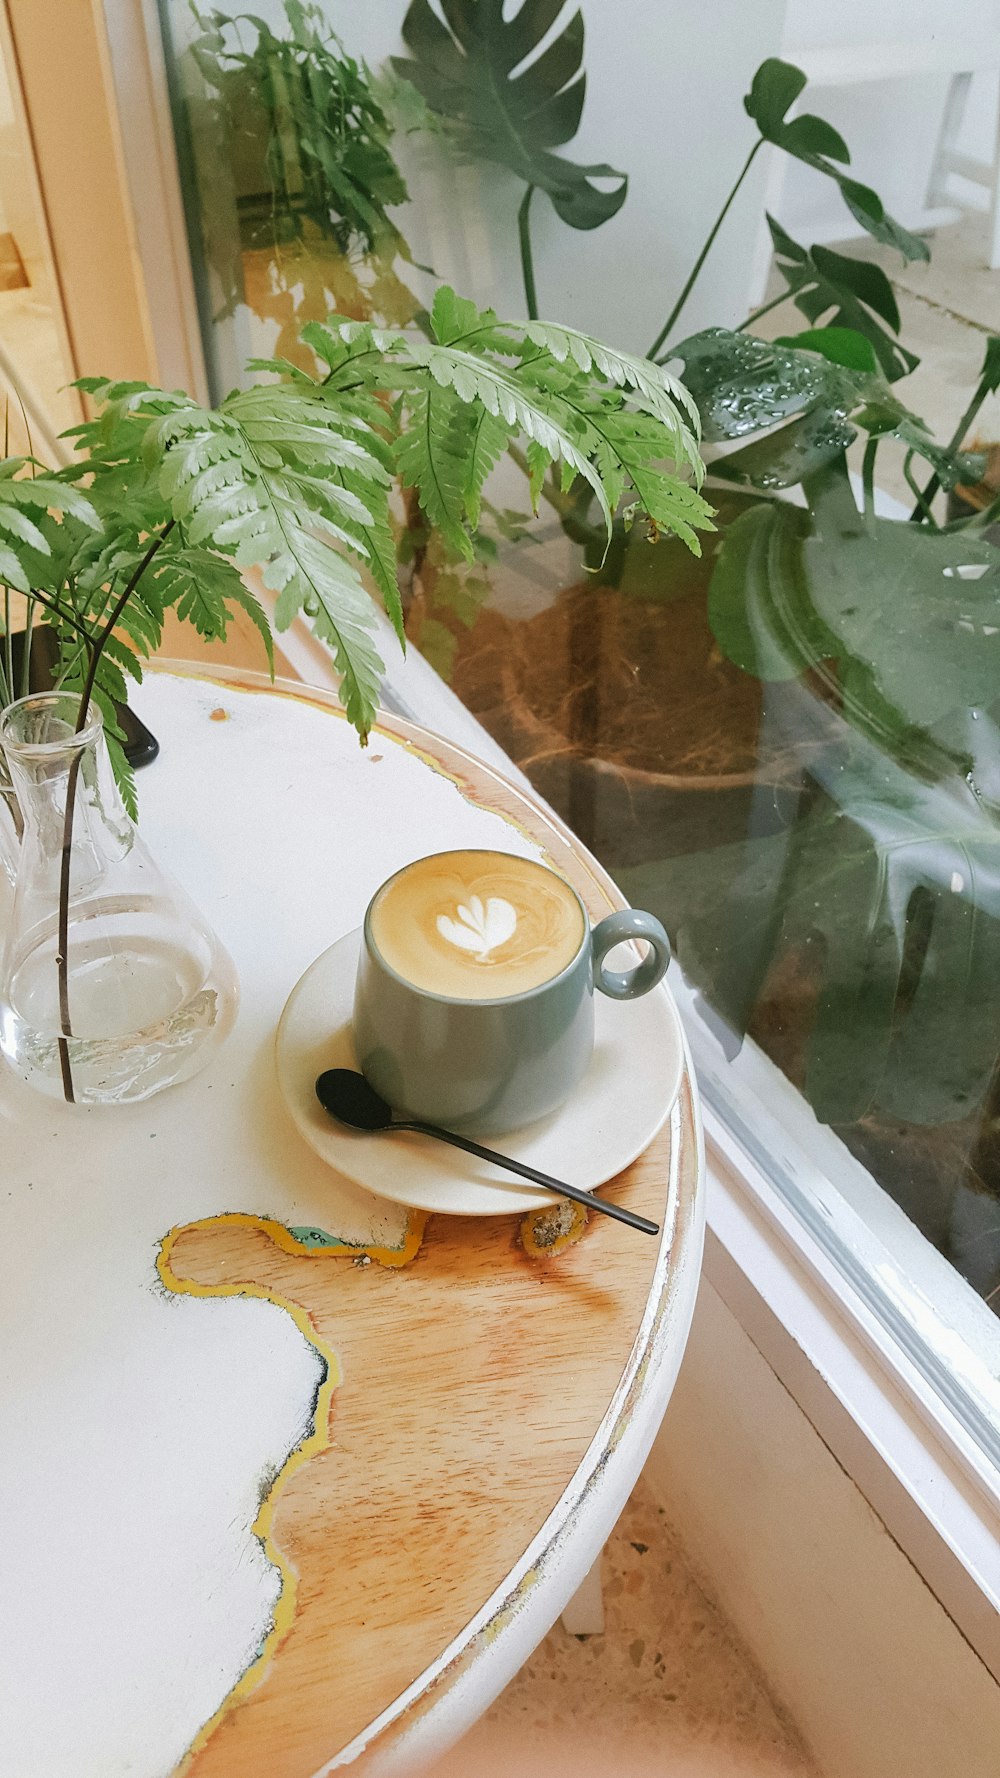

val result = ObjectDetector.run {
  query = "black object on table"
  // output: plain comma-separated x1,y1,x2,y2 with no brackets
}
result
315,1067,661,1237
10,627,159,768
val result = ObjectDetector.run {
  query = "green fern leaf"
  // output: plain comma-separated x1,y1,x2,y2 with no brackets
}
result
518,319,703,445
101,631,145,683
144,386,391,735
406,339,614,540
430,285,491,346
581,407,715,551
0,544,28,593
525,440,550,508
395,385,476,561
465,406,513,528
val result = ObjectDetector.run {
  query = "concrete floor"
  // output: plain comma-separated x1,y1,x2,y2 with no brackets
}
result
428,1480,817,1778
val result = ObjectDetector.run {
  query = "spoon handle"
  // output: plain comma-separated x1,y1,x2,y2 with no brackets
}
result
396,1121,660,1237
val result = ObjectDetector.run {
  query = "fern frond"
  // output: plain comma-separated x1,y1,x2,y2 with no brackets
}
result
308,292,711,557
567,406,716,552
517,320,703,444
145,386,389,733
396,385,477,562
146,545,276,672
0,472,101,592
465,406,513,528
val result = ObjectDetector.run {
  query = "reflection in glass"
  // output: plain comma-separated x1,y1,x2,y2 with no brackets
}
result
157,4,1000,1348
0,31,80,460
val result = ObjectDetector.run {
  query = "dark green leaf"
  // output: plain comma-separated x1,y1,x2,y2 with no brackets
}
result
743,58,806,134
800,739,1000,1125
774,325,879,375
707,496,838,679
768,222,917,382
838,179,929,263
779,113,849,163
710,407,856,490
745,58,929,263
624,717,1000,1129
673,327,862,442
979,334,1000,394
802,469,1000,726
393,0,627,231
853,393,985,490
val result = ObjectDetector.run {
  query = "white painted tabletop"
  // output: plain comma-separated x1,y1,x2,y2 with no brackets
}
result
0,666,704,1778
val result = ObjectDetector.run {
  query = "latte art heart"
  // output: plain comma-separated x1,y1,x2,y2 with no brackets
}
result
369,851,585,999
436,895,518,959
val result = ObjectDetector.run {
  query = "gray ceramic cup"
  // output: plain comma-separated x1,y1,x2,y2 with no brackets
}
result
353,856,671,1135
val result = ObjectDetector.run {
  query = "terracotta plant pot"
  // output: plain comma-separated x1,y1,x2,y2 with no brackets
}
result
448,578,805,868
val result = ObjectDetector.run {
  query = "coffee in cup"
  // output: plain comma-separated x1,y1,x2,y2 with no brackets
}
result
354,849,671,1136
367,849,586,1000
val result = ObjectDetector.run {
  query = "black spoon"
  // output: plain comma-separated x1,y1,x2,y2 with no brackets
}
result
315,1068,660,1237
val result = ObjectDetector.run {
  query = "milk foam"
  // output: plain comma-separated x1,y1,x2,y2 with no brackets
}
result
369,851,584,999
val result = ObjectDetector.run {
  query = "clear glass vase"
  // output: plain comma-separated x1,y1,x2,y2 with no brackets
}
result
0,692,238,1103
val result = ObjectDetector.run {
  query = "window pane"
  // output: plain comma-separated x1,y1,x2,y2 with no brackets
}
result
0,25,80,462
154,0,1000,1451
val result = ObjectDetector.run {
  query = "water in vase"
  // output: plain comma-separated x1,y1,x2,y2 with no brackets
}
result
0,694,238,1105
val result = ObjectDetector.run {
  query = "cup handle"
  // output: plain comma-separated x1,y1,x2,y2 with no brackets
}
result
591,909,671,1000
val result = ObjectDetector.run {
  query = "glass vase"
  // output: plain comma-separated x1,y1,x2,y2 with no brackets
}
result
0,691,238,1103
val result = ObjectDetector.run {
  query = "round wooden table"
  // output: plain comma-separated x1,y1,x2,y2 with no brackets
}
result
0,665,703,1778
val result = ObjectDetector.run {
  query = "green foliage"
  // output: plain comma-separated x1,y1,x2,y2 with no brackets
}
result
393,0,626,231
302,285,711,569
657,722,1000,1129
674,328,981,495
766,218,918,381
191,1,407,256
187,1,419,342
0,288,710,794
0,466,99,597
744,59,929,264
392,0,625,314
673,327,861,443
688,459,1000,1127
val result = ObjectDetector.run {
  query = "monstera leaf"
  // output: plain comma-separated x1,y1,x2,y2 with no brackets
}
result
698,464,1000,1118
392,0,627,229
767,219,918,382
674,330,979,498
708,463,1000,733
744,60,929,264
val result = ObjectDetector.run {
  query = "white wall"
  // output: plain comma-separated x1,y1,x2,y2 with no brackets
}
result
168,0,788,358
647,1281,1000,1778
775,0,1000,246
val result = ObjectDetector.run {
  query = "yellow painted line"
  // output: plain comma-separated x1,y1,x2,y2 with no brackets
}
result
520,1200,588,1257
157,1209,427,1771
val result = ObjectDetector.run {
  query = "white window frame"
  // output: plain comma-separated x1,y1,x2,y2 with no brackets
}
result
100,0,1000,1678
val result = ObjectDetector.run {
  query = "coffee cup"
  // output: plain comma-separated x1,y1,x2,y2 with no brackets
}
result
353,848,670,1135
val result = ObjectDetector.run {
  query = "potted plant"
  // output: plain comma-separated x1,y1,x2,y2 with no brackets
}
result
0,282,710,1105
186,0,422,364
383,8,1000,1276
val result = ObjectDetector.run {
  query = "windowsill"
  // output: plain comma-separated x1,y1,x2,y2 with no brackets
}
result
701,1099,1000,1682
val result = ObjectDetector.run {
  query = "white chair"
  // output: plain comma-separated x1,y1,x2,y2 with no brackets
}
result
750,33,1000,306
926,62,1000,269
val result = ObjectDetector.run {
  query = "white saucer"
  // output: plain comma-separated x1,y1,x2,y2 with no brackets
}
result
275,928,684,1217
